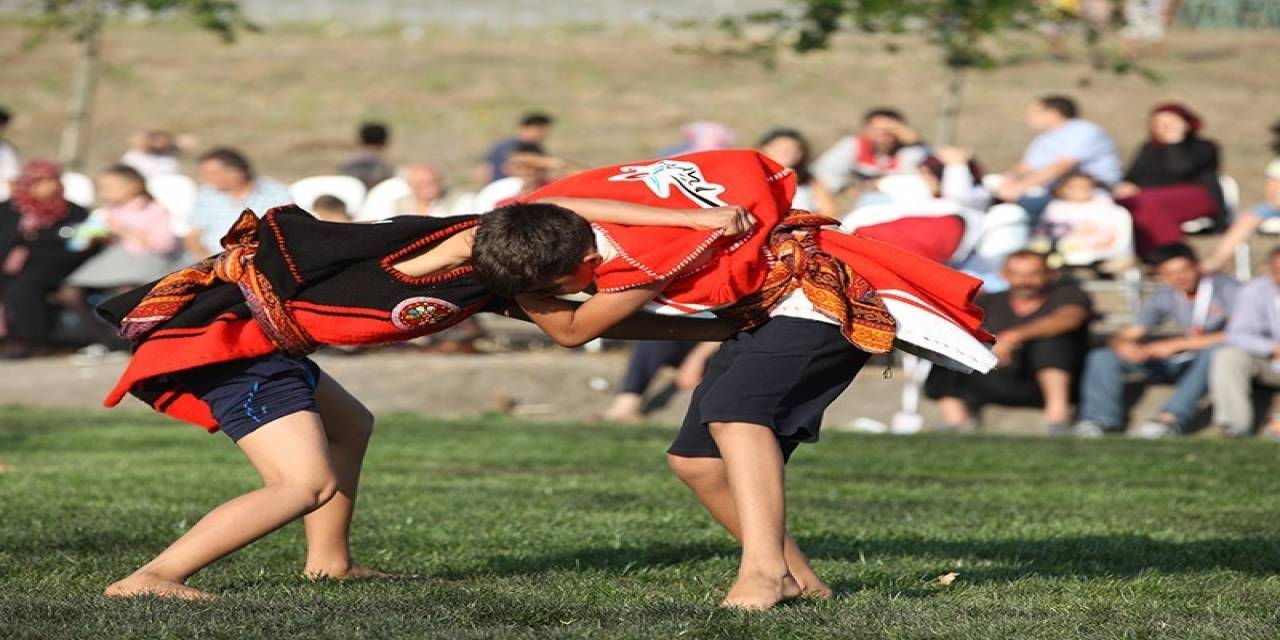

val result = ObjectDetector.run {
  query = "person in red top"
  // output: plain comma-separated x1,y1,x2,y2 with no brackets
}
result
95,202,741,600
471,149,994,610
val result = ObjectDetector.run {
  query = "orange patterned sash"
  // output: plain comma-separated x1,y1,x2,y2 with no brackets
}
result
118,209,316,356
718,211,897,353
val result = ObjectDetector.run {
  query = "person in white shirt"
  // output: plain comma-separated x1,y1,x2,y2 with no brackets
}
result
810,108,930,194
120,130,183,179
0,108,20,199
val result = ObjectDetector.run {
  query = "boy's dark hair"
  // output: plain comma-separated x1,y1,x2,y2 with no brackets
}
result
1038,95,1079,119
520,112,554,128
1270,118,1280,156
312,194,347,212
863,107,905,123
511,140,546,155
1148,243,1197,267
198,147,254,179
359,122,389,147
0,107,10,127
472,203,594,297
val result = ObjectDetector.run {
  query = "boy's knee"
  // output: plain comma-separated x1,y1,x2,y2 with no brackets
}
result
281,470,340,511
667,454,721,485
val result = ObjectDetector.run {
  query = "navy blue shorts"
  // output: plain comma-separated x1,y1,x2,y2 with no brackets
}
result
172,353,322,442
669,317,870,462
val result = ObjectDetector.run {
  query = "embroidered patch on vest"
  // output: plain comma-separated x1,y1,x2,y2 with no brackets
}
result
390,297,460,331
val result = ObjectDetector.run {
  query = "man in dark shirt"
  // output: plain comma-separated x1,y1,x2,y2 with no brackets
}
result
925,250,1094,434
338,122,394,190
483,112,553,183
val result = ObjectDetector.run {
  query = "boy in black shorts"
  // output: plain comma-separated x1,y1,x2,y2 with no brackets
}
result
470,150,994,609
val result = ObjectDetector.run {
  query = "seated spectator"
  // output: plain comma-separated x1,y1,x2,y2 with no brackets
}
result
812,108,930,194
60,164,177,354
0,160,92,359
121,130,183,179
473,143,563,212
1037,172,1133,266
483,112,553,183
310,194,352,223
603,342,719,423
1073,243,1237,439
185,147,292,260
659,121,736,157
756,127,839,218
0,107,19,198
393,162,467,218
1209,247,1280,440
1113,103,1223,258
339,122,394,190
924,251,1093,433
1200,120,1280,274
996,95,1122,220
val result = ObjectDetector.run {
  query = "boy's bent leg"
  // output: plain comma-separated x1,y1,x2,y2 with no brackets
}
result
668,454,830,598
106,411,339,598
707,421,799,610
302,370,388,579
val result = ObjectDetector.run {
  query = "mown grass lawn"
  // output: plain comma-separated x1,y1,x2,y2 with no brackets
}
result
1,406,1278,639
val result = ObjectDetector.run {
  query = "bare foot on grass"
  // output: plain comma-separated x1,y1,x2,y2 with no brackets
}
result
104,573,215,600
720,572,802,610
304,564,401,581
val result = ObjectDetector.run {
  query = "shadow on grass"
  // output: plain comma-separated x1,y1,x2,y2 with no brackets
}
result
477,533,1280,585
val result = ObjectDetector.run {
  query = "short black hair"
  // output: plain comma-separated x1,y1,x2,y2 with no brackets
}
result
359,122,389,146
1147,243,1197,267
511,140,546,155
1270,118,1280,156
520,112,554,128
863,108,905,123
312,194,347,211
0,107,10,127
472,203,594,298
1053,171,1095,196
1038,95,1079,119
198,147,253,178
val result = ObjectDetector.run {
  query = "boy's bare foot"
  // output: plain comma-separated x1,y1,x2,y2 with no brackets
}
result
789,569,834,599
303,564,400,581
721,572,802,610
104,573,215,600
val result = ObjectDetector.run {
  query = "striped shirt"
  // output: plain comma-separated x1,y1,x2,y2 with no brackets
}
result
188,177,292,252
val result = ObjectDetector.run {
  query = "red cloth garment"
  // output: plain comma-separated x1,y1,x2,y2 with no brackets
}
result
99,206,493,429
522,149,996,372
9,159,70,236
856,216,967,264
1120,183,1219,257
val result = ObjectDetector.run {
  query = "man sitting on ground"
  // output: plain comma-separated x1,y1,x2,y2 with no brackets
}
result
925,250,1093,434
1073,243,1238,439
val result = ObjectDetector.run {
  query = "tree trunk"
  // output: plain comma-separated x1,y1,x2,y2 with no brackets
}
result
934,65,965,145
59,0,103,171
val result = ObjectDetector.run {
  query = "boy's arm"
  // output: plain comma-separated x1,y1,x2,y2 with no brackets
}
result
515,281,669,347
496,301,736,342
536,196,754,235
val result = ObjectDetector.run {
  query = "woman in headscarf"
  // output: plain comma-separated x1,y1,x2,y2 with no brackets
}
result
0,159,91,358
1113,103,1224,258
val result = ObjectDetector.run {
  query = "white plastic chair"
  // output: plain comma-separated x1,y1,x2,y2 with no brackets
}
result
470,177,525,214
356,177,411,221
61,172,95,208
875,174,933,203
290,175,367,215
147,173,197,236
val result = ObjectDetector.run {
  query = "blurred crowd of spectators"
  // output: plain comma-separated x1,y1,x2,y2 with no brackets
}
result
2,93,1279,439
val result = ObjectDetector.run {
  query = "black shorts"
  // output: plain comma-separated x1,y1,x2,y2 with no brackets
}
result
668,317,870,461
172,353,322,442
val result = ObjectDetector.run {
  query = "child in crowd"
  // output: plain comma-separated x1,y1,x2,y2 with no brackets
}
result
1202,157,1280,274
470,149,994,609
310,194,353,223
62,164,178,354
1037,172,1133,265
97,199,743,599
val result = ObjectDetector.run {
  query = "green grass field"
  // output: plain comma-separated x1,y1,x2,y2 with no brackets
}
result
1,406,1278,639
